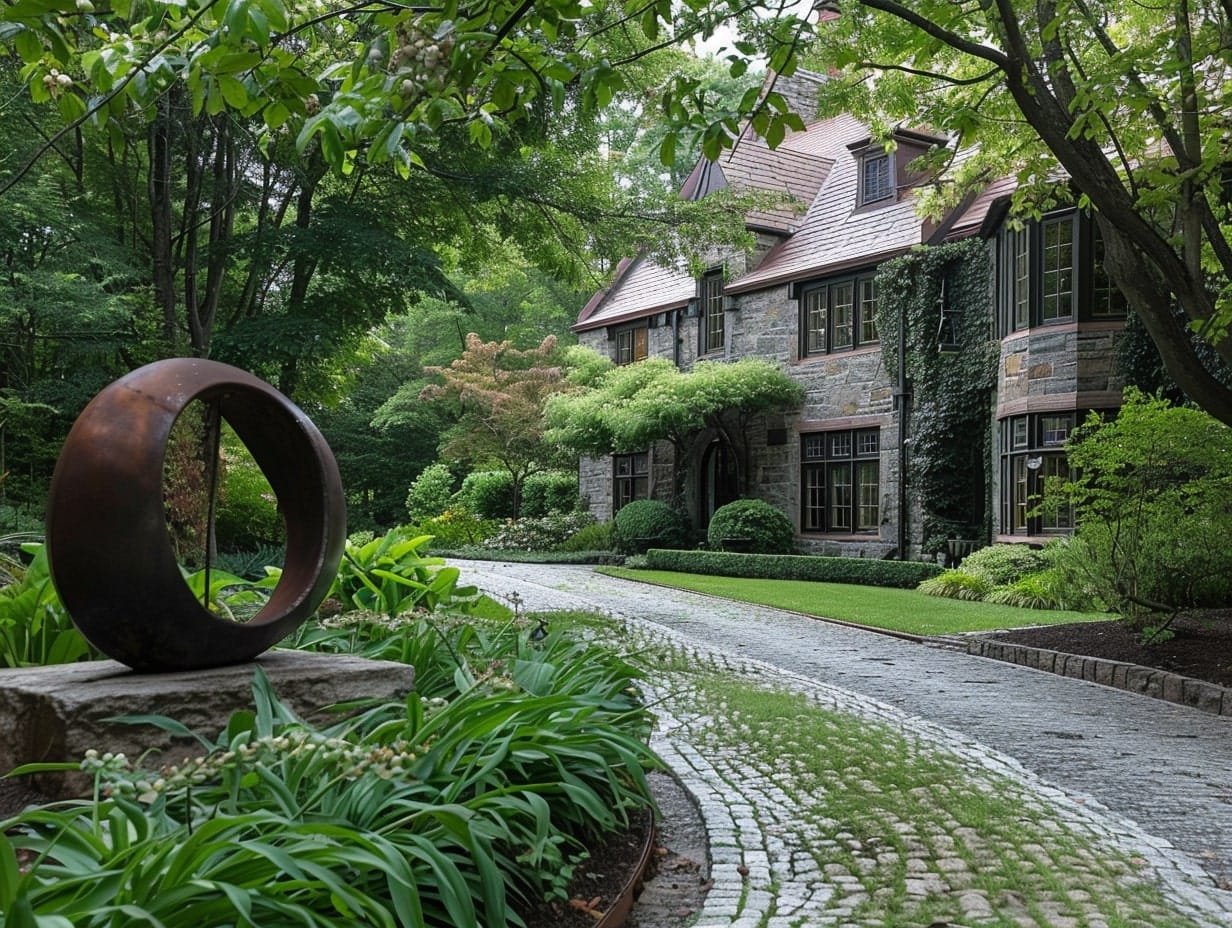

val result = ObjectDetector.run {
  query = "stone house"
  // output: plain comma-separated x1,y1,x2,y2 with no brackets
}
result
573,72,1126,559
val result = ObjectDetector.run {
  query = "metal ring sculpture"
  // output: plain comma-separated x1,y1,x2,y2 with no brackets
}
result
46,359,346,672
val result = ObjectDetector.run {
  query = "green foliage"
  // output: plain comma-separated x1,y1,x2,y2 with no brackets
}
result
436,547,623,565
406,462,457,522
612,500,692,554
917,544,1092,611
958,544,1049,587
482,512,598,552
410,510,500,549
520,470,581,517
916,570,993,602
1050,389,1232,621
333,529,479,618
546,356,803,497
456,470,517,520
644,548,942,588
0,541,98,666
875,240,997,553
556,520,614,553
4,623,658,927
707,499,796,554
421,334,572,518
984,572,1069,611
213,544,287,582
214,434,283,552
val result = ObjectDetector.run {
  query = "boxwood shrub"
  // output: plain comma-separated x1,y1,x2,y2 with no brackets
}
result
612,500,691,554
644,548,941,588
707,499,795,554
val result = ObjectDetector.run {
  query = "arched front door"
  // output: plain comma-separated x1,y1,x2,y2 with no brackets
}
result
700,439,739,529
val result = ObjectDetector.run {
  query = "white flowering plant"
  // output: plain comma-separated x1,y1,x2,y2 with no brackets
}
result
0,613,658,926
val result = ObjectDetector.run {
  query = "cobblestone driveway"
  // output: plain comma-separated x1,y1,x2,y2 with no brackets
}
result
454,560,1232,926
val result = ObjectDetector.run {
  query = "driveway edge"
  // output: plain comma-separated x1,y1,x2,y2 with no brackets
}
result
967,637,1232,717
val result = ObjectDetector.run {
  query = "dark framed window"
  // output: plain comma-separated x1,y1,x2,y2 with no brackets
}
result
860,152,893,205
700,271,725,355
999,413,1076,535
615,326,648,365
801,428,880,534
801,272,879,357
996,210,1127,334
614,452,649,512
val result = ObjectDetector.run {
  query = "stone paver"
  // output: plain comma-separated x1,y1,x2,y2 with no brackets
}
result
456,561,1232,926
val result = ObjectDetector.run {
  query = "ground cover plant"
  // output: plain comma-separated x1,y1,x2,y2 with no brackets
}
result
599,567,1106,636
2,606,659,927
916,543,1091,612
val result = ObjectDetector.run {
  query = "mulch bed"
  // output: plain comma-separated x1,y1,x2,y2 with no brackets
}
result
517,807,655,928
991,610,1232,688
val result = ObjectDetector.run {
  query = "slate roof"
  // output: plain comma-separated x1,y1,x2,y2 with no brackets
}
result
726,113,939,293
679,124,833,234
573,254,696,332
575,96,982,330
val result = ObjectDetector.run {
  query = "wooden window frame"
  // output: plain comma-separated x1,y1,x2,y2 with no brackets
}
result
799,272,879,358
801,428,881,534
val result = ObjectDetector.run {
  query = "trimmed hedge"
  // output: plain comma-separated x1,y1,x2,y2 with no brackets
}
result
644,548,942,589
707,499,795,554
612,499,691,554
433,547,624,565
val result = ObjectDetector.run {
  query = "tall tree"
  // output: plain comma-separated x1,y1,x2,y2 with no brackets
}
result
796,0,1232,424
10,0,1231,425
419,333,572,517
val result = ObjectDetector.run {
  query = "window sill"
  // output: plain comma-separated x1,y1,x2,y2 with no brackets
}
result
794,344,881,364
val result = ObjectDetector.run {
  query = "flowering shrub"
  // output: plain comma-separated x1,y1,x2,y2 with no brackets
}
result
482,511,598,551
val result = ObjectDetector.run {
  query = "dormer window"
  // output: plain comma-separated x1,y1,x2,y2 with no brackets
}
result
860,152,893,205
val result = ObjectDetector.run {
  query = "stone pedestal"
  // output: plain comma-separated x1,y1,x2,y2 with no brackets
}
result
0,650,416,801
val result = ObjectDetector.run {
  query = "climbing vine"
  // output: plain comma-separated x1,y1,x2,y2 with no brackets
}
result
875,239,998,554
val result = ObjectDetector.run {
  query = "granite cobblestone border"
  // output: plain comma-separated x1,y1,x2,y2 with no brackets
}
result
966,638,1232,717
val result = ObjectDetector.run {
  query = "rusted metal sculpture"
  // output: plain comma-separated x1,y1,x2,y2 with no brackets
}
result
46,359,346,672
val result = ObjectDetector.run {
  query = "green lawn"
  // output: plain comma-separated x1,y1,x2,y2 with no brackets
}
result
598,567,1110,636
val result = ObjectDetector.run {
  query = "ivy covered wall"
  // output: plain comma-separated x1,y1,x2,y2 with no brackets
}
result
875,239,998,554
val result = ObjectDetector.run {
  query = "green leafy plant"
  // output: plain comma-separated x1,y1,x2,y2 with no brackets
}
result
556,520,614,553
644,547,941,588
1049,389,1232,638
612,500,691,554
455,470,517,520
4,618,659,927
707,499,795,554
956,544,1049,587
917,569,994,602
519,471,581,518
0,541,97,666
406,462,457,522
333,529,478,617
214,435,284,552
409,510,499,549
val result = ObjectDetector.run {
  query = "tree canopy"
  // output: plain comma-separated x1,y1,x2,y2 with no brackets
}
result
798,0,1232,424
546,353,803,496
8,0,1231,426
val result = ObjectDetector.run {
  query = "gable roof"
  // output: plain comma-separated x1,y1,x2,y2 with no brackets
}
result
725,113,943,293
679,125,834,234
573,253,696,333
